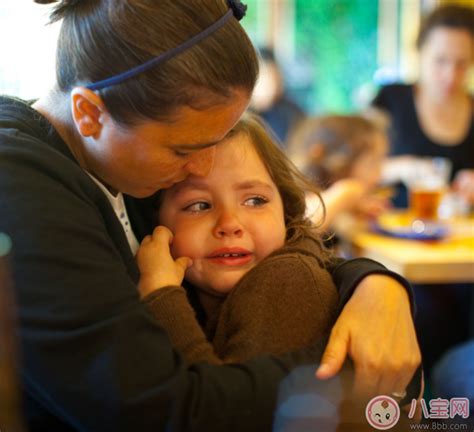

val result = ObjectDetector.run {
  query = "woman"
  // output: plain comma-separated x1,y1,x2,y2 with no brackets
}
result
373,4,474,207
0,1,419,431
373,3,473,380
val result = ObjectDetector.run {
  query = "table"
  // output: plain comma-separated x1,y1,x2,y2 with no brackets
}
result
336,213,474,284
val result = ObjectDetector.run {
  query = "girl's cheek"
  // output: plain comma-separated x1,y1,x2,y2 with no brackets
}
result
170,229,197,259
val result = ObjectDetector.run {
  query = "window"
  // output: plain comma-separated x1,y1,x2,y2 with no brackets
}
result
0,1,59,99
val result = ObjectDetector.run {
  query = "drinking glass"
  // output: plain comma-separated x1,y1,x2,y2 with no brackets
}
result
404,157,452,221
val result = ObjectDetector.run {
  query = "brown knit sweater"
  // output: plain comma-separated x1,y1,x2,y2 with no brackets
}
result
144,236,338,365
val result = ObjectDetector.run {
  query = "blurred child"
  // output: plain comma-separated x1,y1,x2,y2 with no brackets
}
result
289,114,390,232
136,113,339,365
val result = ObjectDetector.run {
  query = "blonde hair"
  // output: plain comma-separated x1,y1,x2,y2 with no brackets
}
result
289,114,387,188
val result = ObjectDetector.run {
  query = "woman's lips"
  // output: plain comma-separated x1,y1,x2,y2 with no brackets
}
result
206,248,253,266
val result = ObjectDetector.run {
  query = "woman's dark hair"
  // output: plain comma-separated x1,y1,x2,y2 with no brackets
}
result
417,4,474,49
34,0,258,126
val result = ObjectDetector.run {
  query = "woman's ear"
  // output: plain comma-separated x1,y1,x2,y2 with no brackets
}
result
70,87,106,138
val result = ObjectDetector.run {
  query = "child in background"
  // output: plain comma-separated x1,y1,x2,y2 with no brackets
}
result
288,114,390,233
136,113,339,365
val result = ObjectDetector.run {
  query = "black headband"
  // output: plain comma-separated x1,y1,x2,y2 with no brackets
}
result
86,0,247,91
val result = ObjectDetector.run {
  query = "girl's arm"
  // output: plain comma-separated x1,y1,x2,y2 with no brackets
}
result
143,286,224,365
210,242,338,363
137,225,224,365
140,237,336,367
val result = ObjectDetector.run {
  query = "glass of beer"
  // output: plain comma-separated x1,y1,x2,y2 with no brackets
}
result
406,157,452,221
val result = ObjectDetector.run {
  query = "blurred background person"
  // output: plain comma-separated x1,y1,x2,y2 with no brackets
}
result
289,114,390,237
250,47,306,148
372,4,474,210
372,3,474,388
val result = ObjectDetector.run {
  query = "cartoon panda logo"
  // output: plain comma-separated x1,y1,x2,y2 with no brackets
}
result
365,395,400,430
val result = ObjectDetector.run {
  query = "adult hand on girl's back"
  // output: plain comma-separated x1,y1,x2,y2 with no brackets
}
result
136,226,192,298
316,275,420,399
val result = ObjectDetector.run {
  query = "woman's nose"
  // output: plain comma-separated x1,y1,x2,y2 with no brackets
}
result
213,211,244,238
184,146,216,177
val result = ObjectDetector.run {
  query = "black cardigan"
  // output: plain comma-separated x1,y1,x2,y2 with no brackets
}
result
0,95,415,431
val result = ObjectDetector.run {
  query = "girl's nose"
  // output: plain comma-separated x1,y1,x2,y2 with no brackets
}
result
184,145,216,177
213,211,244,238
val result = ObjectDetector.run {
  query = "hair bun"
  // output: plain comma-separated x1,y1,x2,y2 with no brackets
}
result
227,0,247,21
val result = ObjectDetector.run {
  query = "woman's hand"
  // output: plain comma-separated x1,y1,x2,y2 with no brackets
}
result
136,226,191,298
316,275,421,398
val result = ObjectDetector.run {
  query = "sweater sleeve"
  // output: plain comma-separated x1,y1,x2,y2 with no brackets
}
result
212,253,338,363
144,250,338,367
143,286,224,365
327,257,416,316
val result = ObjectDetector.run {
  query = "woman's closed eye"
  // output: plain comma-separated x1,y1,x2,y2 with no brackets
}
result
174,149,191,158
244,196,269,207
183,201,211,213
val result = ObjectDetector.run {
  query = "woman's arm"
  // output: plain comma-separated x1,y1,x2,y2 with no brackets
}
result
321,258,421,399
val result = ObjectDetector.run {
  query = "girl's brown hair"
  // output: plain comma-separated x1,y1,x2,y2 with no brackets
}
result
35,0,258,126
153,112,330,258
289,114,386,188
230,113,329,256
417,4,474,49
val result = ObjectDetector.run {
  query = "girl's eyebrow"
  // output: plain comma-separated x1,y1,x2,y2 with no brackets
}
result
170,179,275,197
235,180,274,192
169,179,210,196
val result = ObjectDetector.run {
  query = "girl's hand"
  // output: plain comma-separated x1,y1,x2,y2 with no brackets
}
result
136,226,192,298
354,193,391,219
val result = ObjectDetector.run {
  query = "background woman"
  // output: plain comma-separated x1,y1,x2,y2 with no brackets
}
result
373,4,474,208
372,3,473,384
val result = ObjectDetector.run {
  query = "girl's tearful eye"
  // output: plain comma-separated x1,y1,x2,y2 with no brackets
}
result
183,201,211,213
244,196,269,207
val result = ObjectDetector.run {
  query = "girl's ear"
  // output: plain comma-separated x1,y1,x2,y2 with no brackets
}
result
70,87,106,138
